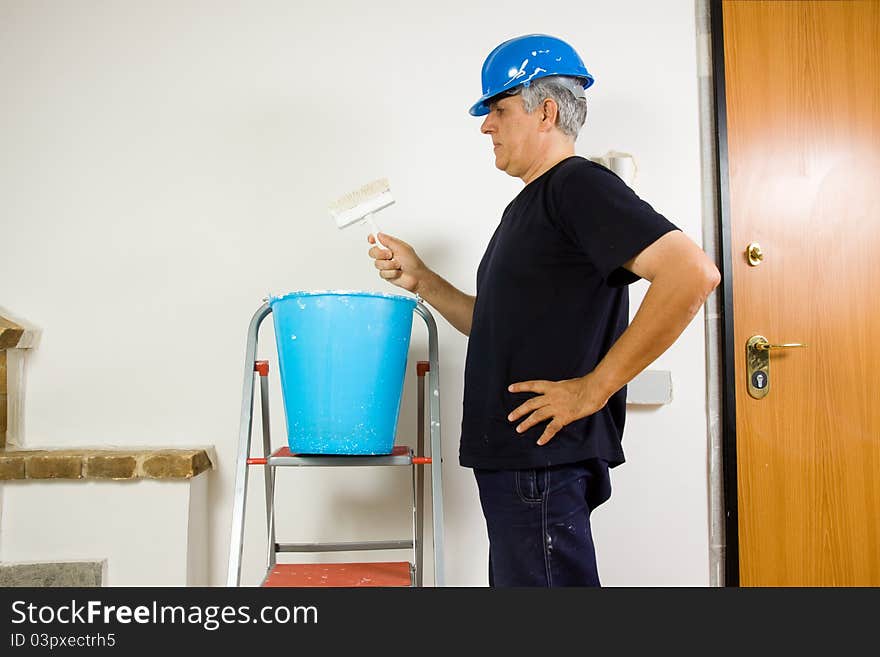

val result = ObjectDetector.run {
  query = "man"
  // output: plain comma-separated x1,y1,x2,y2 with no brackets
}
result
367,34,720,586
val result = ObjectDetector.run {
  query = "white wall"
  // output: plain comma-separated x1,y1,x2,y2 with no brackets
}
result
0,0,708,586
1,477,208,586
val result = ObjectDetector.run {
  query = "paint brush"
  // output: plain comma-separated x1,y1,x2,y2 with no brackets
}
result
328,177,394,250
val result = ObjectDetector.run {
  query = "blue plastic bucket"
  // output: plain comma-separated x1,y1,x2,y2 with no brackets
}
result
269,290,417,455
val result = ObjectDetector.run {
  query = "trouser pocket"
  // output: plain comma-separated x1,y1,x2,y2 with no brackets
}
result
516,468,546,503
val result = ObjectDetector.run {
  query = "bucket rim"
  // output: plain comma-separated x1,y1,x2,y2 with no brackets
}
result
268,289,418,305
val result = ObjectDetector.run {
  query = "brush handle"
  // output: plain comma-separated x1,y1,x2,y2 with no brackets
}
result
366,213,389,251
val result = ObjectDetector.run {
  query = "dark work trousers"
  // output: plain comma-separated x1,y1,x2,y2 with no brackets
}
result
473,459,612,587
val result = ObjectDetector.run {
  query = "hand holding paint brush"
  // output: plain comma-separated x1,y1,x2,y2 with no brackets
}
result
367,232,429,294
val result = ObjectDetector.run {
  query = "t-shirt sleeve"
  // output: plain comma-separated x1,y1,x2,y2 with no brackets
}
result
552,161,679,287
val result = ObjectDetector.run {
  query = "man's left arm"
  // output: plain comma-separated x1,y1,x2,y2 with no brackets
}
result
508,230,721,445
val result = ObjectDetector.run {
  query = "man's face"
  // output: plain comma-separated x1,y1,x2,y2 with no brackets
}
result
480,93,542,179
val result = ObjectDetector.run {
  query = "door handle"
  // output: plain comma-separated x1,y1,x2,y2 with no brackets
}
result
746,335,807,399
753,339,807,351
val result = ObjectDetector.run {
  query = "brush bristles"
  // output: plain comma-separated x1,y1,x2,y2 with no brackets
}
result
330,192,394,228
328,178,392,215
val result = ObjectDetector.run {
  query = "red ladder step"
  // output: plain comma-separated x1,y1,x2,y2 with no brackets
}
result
262,562,412,587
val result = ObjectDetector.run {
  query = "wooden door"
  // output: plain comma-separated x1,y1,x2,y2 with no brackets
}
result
720,0,880,585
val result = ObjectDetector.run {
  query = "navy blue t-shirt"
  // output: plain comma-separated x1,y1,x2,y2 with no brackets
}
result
459,156,679,470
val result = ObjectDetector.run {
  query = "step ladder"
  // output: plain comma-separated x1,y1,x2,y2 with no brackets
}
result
226,300,445,587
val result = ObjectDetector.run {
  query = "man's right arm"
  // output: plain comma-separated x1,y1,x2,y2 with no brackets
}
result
369,232,475,336
416,271,476,336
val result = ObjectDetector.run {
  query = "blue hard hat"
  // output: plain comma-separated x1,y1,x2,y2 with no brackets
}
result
468,34,594,116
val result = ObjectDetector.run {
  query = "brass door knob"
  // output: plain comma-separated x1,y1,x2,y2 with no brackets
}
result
747,242,764,266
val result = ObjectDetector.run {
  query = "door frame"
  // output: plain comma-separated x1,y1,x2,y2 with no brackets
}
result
709,0,740,587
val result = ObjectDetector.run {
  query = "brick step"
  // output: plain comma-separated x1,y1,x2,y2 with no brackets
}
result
0,448,213,481
0,560,104,587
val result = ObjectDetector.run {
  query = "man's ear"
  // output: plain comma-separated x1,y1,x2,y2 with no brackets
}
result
540,98,559,130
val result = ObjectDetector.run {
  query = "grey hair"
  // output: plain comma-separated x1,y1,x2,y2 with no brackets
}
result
518,76,588,140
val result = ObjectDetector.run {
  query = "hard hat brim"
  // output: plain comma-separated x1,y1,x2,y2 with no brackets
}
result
468,97,493,117
468,73,594,117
